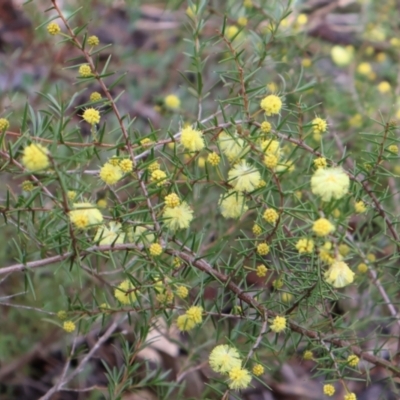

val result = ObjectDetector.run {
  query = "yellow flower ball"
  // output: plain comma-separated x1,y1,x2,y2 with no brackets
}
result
162,202,193,231
164,94,181,110
149,243,163,257
347,354,359,367
180,126,205,152
263,208,279,224
295,238,314,254
260,121,272,133
314,157,327,169
82,108,100,125
47,22,61,35
257,242,270,255
264,154,278,169
303,350,314,360
21,143,50,172
312,117,327,134
311,167,350,202
312,218,334,237
270,315,286,333
252,363,264,376
260,94,282,116
323,384,335,396
228,366,252,390
119,158,133,173
164,193,180,208
79,64,93,78
357,62,372,75
357,263,368,273
176,285,189,299
151,169,167,186
388,144,398,154
344,393,356,400
378,81,391,94
114,279,137,304
69,202,103,229
226,25,239,40
90,92,102,102
354,200,366,214
94,221,124,245
100,162,123,185
252,224,262,236
331,45,354,67
209,344,241,374
218,131,248,162
63,320,76,333
219,190,248,219
256,264,268,277
87,35,99,46
324,260,354,288
228,161,261,192
0,118,10,131
207,152,220,166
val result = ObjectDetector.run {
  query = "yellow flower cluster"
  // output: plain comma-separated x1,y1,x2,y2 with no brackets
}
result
100,162,123,185
114,279,137,304
256,264,268,277
218,131,248,162
323,384,335,396
228,161,261,192
303,350,314,360
162,202,193,231
87,35,99,46
314,157,327,169
219,191,248,219
208,152,220,166
22,143,50,172
180,126,205,152
79,64,93,77
324,261,355,288
176,285,189,299
164,94,180,109
151,169,167,186
209,345,252,390
260,121,271,133
21,181,34,192
90,92,102,102
344,393,357,400
357,263,368,273
164,193,180,208
347,354,359,367
0,118,10,131
260,94,282,116
177,305,203,331
295,238,314,254
82,108,100,125
63,321,76,333
311,167,349,202
149,243,163,257
263,208,279,224
312,218,334,237
270,315,286,333
94,221,124,245
47,22,61,35
69,202,103,229
312,117,327,134
252,364,264,376
257,242,270,255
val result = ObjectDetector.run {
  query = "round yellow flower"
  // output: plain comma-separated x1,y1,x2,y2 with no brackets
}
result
295,238,314,254
57,310,67,320
21,143,50,172
219,191,248,219
303,350,313,360
119,159,133,173
378,81,391,94
263,208,279,224
177,314,196,331
228,161,261,192
218,131,248,162
388,144,398,154
260,121,272,133
21,180,34,192
270,315,286,333
63,321,76,333
344,393,356,400
177,305,203,331
252,224,262,236
176,286,189,299
347,354,359,367
180,126,205,152
0,118,10,131
226,25,239,40
94,221,124,245
69,202,103,229
357,263,368,273
312,218,334,237
323,384,335,396
82,108,100,125
79,64,92,78
357,62,372,75
164,94,180,109
228,366,252,390
47,22,61,35
90,92,102,102
312,117,327,134
87,35,99,46
209,344,242,374
164,193,180,208
314,157,327,169
263,154,278,169
257,242,270,255
162,202,193,231
256,264,268,277
208,152,220,166
260,94,282,116
127,225,155,244
114,279,137,304
311,167,350,202
100,162,123,185
151,169,167,186
252,364,264,376
331,45,353,67
149,243,163,257
324,260,355,288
